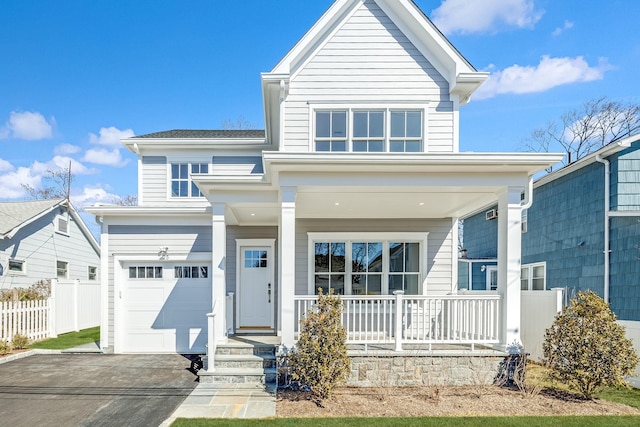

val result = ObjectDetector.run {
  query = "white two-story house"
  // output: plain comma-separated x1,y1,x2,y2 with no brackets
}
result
88,0,562,372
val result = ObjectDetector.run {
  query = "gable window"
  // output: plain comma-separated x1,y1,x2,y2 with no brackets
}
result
313,107,424,153
171,163,207,198
129,266,163,279
521,262,545,291
390,111,423,152
55,214,70,235
8,259,26,275
309,233,427,296
88,266,97,281
315,111,347,152
353,111,384,152
57,261,68,279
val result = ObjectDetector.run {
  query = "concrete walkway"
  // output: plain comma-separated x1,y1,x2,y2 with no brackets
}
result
160,383,276,425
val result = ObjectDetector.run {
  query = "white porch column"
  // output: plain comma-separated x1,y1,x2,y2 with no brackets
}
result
212,203,227,344
279,186,296,348
497,188,523,352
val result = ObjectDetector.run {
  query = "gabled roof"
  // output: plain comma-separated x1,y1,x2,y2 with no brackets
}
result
534,133,640,188
133,129,266,139
0,199,64,237
0,198,100,255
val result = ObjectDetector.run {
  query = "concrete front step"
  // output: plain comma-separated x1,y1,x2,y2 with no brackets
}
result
198,367,277,385
214,354,276,370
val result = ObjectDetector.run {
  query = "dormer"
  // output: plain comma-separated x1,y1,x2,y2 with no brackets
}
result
261,0,488,153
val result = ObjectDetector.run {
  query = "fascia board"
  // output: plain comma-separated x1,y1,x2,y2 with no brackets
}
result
85,206,212,217
122,138,268,151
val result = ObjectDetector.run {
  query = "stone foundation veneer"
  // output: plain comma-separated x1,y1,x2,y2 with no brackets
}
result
347,353,505,387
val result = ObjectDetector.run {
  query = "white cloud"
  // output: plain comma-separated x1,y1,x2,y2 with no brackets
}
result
82,148,130,167
431,0,543,35
474,56,612,100
0,158,13,172
71,185,120,208
0,166,42,199
0,111,55,140
552,20,574,37
54,143,81,155
89,126,134,147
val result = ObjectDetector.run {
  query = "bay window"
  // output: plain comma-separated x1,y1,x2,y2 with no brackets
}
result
313,107,425,152
309,233,427,295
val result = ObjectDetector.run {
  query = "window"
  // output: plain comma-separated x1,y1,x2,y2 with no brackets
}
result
8,259,25,274
521,209,528,233
315,111,347,152
56,261,68,279
521,262,546,291
128,266,163,279
314,108,424,153
390,110,423,152
174,266,209,278
244,251,268,269
314,242,346,294
171,162,207,198
88,266,97,281
353,111,384,152
55,214,70,235
309,233,427,295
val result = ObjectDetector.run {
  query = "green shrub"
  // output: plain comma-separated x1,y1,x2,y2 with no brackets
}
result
0,340,11,355
12,334,28,350
543,290,639,399
290,288,351,400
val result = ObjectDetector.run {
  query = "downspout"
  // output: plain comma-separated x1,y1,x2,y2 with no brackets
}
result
521,176,534,210
595,154,610,303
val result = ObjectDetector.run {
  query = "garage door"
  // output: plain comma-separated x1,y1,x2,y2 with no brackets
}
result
122,263,211,353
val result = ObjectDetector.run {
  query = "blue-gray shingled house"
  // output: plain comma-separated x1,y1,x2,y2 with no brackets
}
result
461,133,640,335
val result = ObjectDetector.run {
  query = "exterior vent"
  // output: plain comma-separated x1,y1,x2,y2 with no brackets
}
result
485,209,498,221
55,215,69,234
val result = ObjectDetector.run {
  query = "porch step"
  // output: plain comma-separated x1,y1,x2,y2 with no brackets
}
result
198,367,277,385
199,339,278,386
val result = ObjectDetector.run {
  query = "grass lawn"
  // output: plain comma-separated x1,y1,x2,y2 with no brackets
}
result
29,326,100,350
598,387,640,410
171,416,640,427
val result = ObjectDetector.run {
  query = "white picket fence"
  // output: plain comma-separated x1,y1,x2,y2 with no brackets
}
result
0,278,100,342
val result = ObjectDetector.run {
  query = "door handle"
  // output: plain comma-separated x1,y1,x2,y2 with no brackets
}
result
268,283,271,303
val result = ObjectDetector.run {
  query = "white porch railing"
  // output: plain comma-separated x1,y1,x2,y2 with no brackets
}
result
294,292,501,351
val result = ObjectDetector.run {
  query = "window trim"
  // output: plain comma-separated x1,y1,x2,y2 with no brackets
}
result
7,258,27,276
54,214,70,236
167,161,209,199
307,232,428,295
521,262,546,291
56,260,69,279
309,103,428,153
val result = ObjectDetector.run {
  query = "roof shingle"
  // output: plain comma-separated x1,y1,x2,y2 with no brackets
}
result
133,129,266,139
0,199,64,235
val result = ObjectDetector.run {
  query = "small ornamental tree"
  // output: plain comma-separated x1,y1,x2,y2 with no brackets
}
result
290,288,350,400
543,290,639,399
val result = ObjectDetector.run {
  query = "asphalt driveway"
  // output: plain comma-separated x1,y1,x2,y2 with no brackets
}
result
0,353,199,427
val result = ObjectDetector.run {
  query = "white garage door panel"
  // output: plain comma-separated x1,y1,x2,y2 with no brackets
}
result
123,263,211,354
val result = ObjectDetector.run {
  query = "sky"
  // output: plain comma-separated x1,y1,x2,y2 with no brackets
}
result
1,0,639,236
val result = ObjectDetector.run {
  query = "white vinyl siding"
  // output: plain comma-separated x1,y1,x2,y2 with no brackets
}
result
140,156,167,206
283,0,453,153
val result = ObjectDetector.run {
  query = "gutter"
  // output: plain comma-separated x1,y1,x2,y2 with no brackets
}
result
595,154,610,303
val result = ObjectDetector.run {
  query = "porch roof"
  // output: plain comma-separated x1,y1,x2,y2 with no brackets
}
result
193,151,564,226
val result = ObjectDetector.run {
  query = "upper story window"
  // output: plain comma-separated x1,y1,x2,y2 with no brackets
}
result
171,163,207,198
313,108,424,153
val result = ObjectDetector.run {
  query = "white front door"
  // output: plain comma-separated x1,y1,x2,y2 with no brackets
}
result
238,246,274,330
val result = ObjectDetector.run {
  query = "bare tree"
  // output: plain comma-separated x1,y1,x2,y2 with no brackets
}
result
112,194,138,206
525,97,640,168
22,167,73,200
220,115,259,130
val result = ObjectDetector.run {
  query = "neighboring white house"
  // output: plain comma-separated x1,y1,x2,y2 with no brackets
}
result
87,0,562,357
0,199,101,289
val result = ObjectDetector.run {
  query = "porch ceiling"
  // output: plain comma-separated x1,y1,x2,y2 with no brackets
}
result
226,185,502,225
